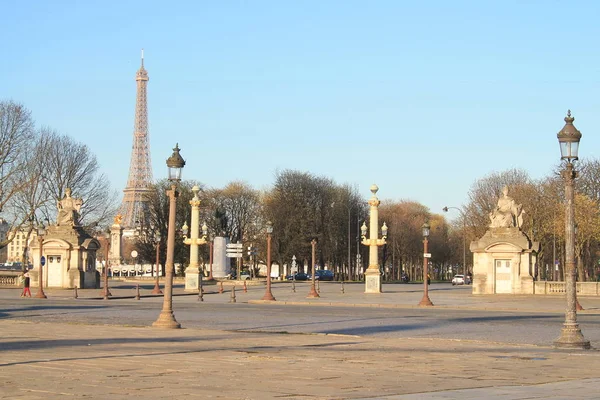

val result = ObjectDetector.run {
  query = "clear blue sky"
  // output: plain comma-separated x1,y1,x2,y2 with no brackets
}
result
3,1,600,215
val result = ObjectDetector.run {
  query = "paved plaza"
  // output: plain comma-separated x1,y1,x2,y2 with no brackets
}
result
1,280,600,399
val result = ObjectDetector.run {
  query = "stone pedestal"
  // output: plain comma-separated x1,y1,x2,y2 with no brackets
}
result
364,268,382,293
470,227,539,295
109,224,123,265
185,265,201,291
212,237,229,278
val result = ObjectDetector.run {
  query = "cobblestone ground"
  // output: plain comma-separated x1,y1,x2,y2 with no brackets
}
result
1,281,600,399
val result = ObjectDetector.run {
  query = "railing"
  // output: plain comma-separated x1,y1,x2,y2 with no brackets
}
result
0,271,22,287
534,281,600,295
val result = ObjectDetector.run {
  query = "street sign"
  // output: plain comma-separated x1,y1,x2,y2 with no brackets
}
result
424,253,432,258
40,256,46,266
226,253,243,258
226,243,243,249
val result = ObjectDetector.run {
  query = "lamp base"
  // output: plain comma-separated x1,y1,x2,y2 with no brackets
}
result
261,291,276,301
419,295,434,307
364,269,382,293
554,323,590,349
307,283,320,298
152,311,181,329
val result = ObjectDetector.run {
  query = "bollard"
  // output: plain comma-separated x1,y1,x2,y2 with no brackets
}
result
74,286,78,299
135,284,141,300
341,281,345,294
219,281,224,294
243,280,248,293
230,286,236,303
198,288,204,302
292,280,296,293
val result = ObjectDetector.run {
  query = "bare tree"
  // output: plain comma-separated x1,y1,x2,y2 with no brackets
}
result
35,128,119,227
205,181,261,243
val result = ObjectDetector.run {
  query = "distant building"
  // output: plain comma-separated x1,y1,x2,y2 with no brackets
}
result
6,227,33,264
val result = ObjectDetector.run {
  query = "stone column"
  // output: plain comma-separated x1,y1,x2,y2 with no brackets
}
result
364,185,383,294
185,188,202,291
212,237,229,278
110,224,123,265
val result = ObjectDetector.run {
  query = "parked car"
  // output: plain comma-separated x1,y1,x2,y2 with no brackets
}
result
452,274,465,285
309,269,335,281
286,272,309,281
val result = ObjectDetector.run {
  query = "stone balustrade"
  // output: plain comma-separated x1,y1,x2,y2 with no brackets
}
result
0,271,22,287
534,281,600,295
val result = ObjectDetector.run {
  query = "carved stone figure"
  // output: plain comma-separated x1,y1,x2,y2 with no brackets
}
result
113,214,123,225
214,208,227,236
57,188,83,226
489,186,523,229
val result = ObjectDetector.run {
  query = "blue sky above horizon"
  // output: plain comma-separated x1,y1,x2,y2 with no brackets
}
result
3,1,600,218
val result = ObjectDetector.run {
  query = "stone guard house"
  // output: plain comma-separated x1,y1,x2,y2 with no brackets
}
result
470,187,539,294
30,188,100,289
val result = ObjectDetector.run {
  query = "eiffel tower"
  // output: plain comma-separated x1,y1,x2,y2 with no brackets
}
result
119,50,153,229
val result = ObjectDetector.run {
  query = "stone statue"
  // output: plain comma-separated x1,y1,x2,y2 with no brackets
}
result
489,186,523,229
214,208,227,236
57,188,83,226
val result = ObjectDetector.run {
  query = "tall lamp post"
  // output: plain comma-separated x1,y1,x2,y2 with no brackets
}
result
554,111,589,349
151,232,162,294
442,206,467,277
307,238,319,298
100,230,112,300
419,222,434,306
207,238,214,280
361,184,388,294
153,144,185,329
35,220,48,299
262,221,276,301
182,185,208,292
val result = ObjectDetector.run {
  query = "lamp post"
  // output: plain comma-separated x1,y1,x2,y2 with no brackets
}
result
35,220,48,299
101,230,111,300
262,221,276,301
182,185,208,292
307,238,319,298
361,184,388,294
442,206,467,277
419,222,434,306
152,232,162,294
153,144,185,329
208,238,214,280
554,111,589,349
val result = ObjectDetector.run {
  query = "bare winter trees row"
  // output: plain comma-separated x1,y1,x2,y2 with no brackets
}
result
7,99,600,282
0,100,118,260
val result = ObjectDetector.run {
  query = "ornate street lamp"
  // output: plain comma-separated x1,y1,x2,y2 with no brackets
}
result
307,238,319,298
554,111,589,349
361,184,387,293
182,185,209,292
151,232,162,295
34,219,48,299
262,221,276,301
153,144,185,329
419,222,434,306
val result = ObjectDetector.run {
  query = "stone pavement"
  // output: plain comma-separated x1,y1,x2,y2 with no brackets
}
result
2,280,600,399
1,319,600,400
